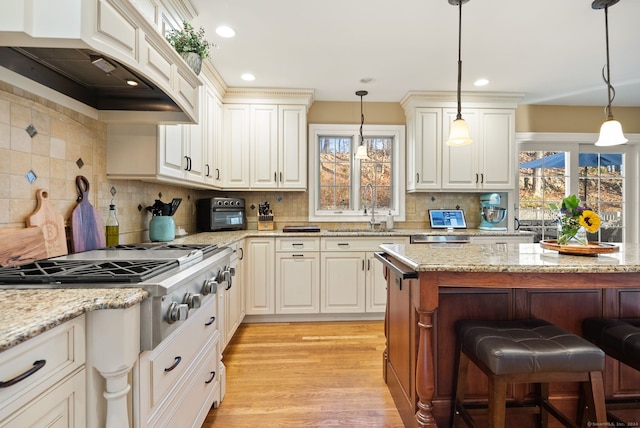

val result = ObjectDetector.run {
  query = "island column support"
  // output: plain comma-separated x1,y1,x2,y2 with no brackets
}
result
415,272,440,428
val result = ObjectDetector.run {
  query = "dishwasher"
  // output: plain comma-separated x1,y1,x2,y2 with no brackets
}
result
410,235,470,245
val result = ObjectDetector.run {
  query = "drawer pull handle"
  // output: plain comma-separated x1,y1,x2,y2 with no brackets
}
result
292,243,304,247
205,371,217,384
164,356,182,372
205,316,216,326
0,360,46,388
337,243,349,247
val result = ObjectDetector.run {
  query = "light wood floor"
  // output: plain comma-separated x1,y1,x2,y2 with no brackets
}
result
203,320,405,428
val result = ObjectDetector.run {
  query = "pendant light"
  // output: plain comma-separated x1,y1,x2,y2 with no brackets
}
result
355,90,369,160
446,0,472,147
593,0,627,147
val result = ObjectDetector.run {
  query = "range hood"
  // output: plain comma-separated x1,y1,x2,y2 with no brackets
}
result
0,0,202,124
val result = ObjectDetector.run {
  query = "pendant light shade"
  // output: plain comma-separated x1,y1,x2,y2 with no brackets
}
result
595,119,628,146
446,0,472,147
592,0,627,146
355,90,369,160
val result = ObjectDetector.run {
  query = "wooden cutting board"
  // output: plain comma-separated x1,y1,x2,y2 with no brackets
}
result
27,189,68,257
0,227,47,266
70,176,105,253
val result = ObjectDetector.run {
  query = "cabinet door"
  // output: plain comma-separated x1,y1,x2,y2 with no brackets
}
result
275,252,319,314
278,105,307,189
478,109,515,189
410,108,442,190
366,252,387,312
320,252,366,313
245,238,275,315
250,104,279,188
222,104,251,188
226,242,245,341
158,124,186,179
441,109,480,190
203,84,222,187
184,123,205,183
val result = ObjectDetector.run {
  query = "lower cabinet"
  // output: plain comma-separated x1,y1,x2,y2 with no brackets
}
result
245,238,276,315
0,316,86,427
275,237,320,314
223,240,245,347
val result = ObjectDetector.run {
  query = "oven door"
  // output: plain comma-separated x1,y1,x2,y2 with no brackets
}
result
211,208,246,231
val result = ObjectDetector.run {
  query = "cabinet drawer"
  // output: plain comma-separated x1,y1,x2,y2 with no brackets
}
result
0,315,85,415
142,297,218,410
322,237,408,252
277,237,320,252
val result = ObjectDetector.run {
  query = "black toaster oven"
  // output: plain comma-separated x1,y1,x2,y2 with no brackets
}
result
196,197,246,231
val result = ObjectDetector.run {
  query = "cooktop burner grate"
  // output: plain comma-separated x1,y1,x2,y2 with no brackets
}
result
0,259,178,284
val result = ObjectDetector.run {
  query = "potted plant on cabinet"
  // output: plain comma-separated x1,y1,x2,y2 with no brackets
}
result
165,21,211,75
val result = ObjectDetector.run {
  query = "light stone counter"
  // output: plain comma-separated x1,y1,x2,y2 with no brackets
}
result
0,288,147,352
380,242,640,273
172,228,534,247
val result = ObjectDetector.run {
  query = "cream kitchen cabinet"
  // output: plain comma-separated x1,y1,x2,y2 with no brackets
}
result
219,104,307,190
245,238,276,315
0,315,86,427
275,237,320,314
107,74,223,190
442,108,515,190
320,237,409,314
224,240,245,347
402,92,521,192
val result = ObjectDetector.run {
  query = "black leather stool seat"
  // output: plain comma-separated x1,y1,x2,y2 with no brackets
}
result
582,318,640,371
457,319,605,375
453,319,607,427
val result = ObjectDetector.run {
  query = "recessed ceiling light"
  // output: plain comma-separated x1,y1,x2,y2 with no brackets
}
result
474,78,490,87
126,79,139,86
216,26,236,38
241,73,255,81
360,77,375,84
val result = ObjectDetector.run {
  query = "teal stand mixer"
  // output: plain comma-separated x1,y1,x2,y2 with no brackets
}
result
479,193,507,231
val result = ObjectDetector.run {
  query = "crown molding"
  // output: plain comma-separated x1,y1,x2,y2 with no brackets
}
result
222,87,315,108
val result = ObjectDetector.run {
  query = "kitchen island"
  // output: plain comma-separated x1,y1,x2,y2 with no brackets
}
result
377,242,640,427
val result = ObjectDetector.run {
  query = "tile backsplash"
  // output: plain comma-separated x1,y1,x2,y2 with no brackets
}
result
1,81,491,246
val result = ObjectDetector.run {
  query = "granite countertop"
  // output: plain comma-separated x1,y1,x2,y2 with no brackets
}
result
172,228,534,247
0,288,147,353
380,242,640,274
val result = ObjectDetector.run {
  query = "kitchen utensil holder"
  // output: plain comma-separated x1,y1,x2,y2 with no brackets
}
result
149,216,175,242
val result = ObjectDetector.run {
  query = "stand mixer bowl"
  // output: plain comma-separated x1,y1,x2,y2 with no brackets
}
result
482,207,507,224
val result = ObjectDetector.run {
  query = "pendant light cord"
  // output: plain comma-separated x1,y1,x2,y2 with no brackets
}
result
602,5,615,120
455,0,463,121
360,94,364,145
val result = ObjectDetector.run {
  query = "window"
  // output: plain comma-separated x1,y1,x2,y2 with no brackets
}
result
517,140,628,243
309,124,405,222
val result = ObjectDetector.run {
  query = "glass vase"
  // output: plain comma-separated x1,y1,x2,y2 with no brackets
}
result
557,224,588,246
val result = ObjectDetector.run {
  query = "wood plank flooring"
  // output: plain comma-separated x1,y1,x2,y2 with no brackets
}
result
203,321,405,427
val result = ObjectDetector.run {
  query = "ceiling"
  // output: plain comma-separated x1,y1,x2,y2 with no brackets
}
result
190,0,640,106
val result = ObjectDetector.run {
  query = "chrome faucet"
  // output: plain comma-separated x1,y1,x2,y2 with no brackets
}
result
364,183,376,229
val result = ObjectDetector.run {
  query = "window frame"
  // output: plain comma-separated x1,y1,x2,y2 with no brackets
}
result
516,132,639,243
308,124,405,223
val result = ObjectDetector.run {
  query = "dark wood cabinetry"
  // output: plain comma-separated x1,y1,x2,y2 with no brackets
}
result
383,264,640,428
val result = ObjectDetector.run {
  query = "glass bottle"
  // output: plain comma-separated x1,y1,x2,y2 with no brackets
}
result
106,202,119,246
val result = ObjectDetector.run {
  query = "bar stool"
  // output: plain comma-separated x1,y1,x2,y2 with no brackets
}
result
452,319,607,428
583,318,640,422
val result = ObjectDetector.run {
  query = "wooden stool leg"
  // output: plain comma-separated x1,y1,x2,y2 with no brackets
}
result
539,383,550,428
488,376,507,428
452,351,470,427
587,371,607,426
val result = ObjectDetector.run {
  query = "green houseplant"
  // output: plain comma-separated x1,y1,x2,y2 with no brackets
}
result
165,21,211,74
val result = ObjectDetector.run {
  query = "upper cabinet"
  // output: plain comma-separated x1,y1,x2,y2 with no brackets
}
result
218,89,313,191
402,92,522,192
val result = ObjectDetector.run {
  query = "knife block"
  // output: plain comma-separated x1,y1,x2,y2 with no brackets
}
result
257,214,274,231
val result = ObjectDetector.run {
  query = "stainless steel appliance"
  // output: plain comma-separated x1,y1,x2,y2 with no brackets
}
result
197,197,246,232
0,243,233,350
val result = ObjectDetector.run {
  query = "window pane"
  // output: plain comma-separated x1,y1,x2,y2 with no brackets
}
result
360,137,393,211
318,136,352,210
518,151,567,242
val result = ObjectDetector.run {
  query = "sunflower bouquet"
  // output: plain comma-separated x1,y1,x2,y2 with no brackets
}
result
550,195,601,245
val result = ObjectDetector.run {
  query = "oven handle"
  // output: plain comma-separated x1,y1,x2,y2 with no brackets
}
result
373,252,418,280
